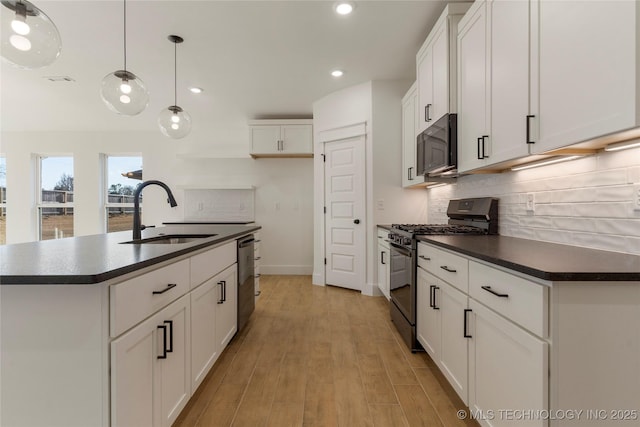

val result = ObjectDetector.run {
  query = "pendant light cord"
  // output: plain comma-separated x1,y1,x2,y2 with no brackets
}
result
174,40,177,106
123,0,127,72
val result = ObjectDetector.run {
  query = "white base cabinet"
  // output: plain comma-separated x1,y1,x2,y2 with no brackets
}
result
111,294,191,427
376,227,390,299
417,241,640,427
0,239,242,427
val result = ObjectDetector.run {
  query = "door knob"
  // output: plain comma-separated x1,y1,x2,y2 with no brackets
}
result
354,219,360,224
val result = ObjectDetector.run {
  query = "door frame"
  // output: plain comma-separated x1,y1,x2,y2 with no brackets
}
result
313,122,369,292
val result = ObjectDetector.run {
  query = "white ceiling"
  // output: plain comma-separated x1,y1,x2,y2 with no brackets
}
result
1,0,454,135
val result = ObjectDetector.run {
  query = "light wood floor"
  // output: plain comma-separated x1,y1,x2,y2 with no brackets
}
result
174,275,479,427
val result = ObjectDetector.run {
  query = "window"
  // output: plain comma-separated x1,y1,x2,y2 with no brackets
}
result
105,155,142,233
38,156,74,240
0,156,6,245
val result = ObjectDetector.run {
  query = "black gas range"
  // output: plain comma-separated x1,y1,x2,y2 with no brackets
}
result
389,197,499,352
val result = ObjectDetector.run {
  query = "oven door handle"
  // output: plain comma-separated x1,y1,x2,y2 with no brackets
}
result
389,242,413,258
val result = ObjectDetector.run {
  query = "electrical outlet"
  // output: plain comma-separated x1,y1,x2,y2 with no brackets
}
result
377,199,385,210
633,184,640,211
525,193,535,212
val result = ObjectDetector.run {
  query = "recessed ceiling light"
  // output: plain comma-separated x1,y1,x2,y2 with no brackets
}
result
331,70,344,77
334,2,355,15
189,87,203,94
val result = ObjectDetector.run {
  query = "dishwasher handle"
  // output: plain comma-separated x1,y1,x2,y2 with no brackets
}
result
238,237,255,248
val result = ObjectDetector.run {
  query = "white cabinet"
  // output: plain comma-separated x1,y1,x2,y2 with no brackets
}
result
416,3,470,134
376,227,390,299
401,83,423,187
254,231,261,300
215,264,238,351
468,299,548,427
416,267,440,359
249,119,313,158
111,294,191,427
534,0,638,153
457,0,533,173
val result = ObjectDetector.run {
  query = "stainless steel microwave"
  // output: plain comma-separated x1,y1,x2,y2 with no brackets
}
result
416,113,457,176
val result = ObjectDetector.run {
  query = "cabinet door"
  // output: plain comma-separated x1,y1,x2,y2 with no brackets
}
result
159,297,191,427
438,282,469,404
216,264,238,351
416,267,441,360
377,244,390,299
281,124,312,154
250,125,281,154
457,1,489,173
417,45,434,133
488,0,532,165
402,85,423,187
535,1,636,153
469,300,548,427
190,279,219,393
431,22,449,124
111,295,190,427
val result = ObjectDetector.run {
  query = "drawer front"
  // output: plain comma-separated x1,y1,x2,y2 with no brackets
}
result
469,261,547,337
377,227,390,249
191,241,237,288
110,259,190,337
419,243,469,293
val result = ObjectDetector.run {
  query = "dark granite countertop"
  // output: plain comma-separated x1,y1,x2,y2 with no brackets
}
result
0,224,260,285
416,235,640,282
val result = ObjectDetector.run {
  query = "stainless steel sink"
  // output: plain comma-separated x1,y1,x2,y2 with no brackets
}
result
121,234,217,245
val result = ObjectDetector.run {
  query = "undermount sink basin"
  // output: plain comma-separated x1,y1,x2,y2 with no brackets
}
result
121,234,218,245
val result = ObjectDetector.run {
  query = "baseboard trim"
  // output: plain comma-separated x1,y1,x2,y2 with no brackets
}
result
259,265,313,275
362,282,382,297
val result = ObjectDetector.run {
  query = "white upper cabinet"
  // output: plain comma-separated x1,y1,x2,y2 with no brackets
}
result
534,0,639,153
458,0,533,173
458,0,639,172
401,83,424,187
416,3,471,134
249,119,313,158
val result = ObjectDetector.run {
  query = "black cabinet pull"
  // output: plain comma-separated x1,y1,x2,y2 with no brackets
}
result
222,280,227,302
164,320,173,353
418,255,431,261
429,285,434,308
464,309,472,338
482,135,489,158
425,104,432,122
152,283,177,295
440,265,457,273
380,251,386,265
217,281,224,304
408,167,414,181
477,137,483,160
481,285,509,298
157,325,168,359
433,286,440,310
526,115,535,144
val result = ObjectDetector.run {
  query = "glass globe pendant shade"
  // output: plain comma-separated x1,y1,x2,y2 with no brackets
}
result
158,105,191,139
1,0,62,69
100,70,149,116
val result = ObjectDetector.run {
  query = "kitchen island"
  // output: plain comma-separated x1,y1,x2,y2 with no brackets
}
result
1,224,260,427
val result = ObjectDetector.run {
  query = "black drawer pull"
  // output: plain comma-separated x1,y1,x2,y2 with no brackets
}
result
463,309,472,338
526,115,535,144
440,265,457,273
164,320,173,353
380,251,386,265
433,286,440,310
429,285,434,308
481,285,509,298
152,283,177,295
157,325,168,359
419,255,431,261
217,281,224,304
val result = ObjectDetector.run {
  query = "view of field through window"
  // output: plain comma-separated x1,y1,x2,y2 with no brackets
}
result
106,156,142,233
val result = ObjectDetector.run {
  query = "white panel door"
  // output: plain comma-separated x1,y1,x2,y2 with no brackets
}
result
324,136,365,291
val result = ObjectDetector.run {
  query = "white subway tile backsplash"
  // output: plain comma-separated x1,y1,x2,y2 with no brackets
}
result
427,149,640,255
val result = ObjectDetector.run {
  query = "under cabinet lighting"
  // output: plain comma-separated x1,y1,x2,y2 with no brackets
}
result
604,139,640,152
511,155,582,171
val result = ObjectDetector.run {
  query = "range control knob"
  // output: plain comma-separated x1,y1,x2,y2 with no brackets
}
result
403,237,412,245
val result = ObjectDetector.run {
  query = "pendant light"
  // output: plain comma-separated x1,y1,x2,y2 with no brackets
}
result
100,0,148,116
158,35,191,139
1,0,62,69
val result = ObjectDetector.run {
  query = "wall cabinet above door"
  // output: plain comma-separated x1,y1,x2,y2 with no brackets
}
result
249,119,313,158
416,3,470,134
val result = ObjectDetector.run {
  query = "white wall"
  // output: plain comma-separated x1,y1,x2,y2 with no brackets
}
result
427,145,640,255
1,129,313,273
312,80,428,293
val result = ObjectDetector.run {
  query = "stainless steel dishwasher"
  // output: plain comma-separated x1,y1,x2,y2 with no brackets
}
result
237,235,255,332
